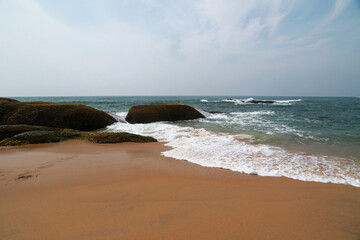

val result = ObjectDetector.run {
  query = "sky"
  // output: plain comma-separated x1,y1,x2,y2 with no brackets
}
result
0,0,359,97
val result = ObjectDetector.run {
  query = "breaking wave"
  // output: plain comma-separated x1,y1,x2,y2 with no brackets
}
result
200,98,302,105
107,113,360,187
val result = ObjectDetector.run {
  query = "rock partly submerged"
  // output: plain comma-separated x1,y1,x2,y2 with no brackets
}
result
126,104,205,124
249,99,275,104
0,98,116,131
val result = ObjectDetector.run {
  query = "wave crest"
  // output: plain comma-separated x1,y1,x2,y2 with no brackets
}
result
221,98,302,105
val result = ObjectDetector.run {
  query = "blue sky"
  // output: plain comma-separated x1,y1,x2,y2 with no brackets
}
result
0,0,359,96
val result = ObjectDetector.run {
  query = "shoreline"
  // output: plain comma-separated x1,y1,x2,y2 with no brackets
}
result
1,140,359,239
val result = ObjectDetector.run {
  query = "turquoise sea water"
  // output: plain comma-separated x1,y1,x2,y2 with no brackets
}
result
14,96,360,186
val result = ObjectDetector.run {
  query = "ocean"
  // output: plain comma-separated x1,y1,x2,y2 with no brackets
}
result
14,96,360,187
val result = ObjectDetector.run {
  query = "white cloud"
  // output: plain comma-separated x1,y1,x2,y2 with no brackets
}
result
325,0,352,23
174,0,299,60
0,0,174,95
0,0,358,96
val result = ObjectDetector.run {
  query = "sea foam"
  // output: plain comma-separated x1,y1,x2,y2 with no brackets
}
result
107,114,360,187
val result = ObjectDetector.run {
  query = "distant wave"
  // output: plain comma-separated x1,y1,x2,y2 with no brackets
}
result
199,99,222,103
200,98,302,105
222,98,302,105
273,99,302,103
230,110,275,115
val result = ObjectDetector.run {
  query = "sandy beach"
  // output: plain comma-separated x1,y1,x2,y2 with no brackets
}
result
0,140,359,240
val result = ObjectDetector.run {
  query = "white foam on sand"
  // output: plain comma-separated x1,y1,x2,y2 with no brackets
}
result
107,114,360,187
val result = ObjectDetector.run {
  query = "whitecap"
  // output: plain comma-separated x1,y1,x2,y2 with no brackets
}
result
192,106,212,118
272,99,302,105
230,110,275,116
109,112,127,123
274,99,302,103
220,98,302,105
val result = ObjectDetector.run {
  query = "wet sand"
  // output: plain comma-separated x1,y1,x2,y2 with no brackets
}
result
0,140,359,240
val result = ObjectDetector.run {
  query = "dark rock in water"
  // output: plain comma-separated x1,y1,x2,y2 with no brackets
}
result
86,132,156,143
125,104,205,124
0,98,116,131
0,128,157,146
249,100,275,104
223,98,274,104
0,124,55,141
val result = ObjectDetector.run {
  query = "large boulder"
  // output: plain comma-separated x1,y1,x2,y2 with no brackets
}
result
125,104,205,124
0,99,116,131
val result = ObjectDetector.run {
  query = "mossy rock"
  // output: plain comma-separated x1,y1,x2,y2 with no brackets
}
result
0,130,81,146
0,128,157,146
86,132,157,143
0,98,116,131
125,104,205,124
0,124,55,141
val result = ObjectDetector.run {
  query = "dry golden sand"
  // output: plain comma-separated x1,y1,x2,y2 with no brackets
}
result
0,140,359,240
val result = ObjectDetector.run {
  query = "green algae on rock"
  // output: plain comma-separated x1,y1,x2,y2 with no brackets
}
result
0,125,55,141
0,130,81,146
86,132,156,143
0,128,157,146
